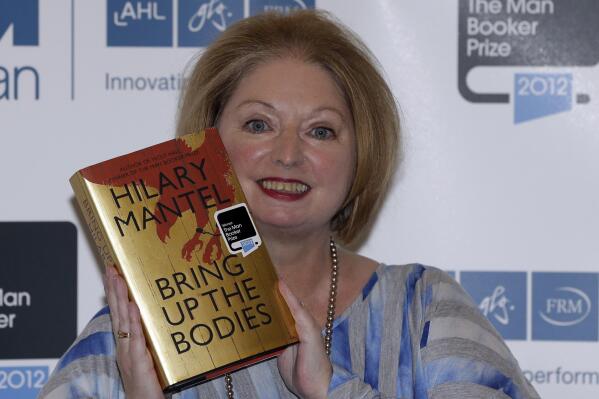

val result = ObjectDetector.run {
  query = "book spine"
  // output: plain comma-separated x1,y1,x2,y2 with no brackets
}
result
70,173,119,270
70,172,171,389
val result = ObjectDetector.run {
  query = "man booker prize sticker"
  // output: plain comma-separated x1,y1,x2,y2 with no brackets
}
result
214,203,261,257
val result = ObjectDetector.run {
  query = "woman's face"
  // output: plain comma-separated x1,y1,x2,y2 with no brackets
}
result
217,57,356,237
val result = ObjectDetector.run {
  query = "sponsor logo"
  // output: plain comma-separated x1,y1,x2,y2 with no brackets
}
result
0,222,77,358
108,0,173,46
0,0,40,100
461,272,527,340
540,286,591,327
107,0,314,47
0,0,39,46
480,285,514,325
0,366,49,399
532,272,598,341
457,0,597,123
178,0,243,47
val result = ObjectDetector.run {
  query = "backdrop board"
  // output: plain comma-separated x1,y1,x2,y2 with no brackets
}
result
0,1,597,398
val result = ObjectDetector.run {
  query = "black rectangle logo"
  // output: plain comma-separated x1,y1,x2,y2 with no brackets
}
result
0,222,77,359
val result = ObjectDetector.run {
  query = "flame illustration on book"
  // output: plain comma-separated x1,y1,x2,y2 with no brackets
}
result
79,129,235,264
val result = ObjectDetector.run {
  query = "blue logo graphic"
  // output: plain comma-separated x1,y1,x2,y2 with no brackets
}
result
107,0,173,46
533,272,598,341
514,73,573,123
0,366,49,399
178,0,243,47
461,272,527,340
107,0,315,47
0,0,38,46
250,0,315,15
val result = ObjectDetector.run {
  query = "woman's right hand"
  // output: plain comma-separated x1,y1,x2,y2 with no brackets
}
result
104,265,165,399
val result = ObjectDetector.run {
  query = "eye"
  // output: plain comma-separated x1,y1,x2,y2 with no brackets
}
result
245,119,271,134
310,127,335,140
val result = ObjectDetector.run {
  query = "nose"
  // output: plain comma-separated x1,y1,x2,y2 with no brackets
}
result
270,127,304,168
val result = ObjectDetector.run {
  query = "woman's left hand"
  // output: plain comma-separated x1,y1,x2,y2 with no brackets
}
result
277,280,332,399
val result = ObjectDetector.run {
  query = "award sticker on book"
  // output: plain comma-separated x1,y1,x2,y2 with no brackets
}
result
214,203,261,257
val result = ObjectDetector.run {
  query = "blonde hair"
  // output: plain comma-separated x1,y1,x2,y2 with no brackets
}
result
177,10,400,245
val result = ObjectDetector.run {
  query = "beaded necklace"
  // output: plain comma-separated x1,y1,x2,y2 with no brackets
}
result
224,237,339,398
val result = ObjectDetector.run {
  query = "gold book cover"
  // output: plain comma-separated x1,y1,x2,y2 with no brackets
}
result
70,128,298,393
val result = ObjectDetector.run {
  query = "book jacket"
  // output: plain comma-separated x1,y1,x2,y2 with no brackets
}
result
70,128,298,393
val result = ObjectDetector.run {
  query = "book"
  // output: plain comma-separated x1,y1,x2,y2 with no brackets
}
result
70,128,298,393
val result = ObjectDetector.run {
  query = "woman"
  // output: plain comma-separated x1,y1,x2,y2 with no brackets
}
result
40,10,539,399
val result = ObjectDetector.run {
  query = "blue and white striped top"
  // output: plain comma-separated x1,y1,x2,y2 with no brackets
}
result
39,264,539,398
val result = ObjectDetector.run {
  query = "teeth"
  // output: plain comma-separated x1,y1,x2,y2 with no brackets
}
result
260,180,309,194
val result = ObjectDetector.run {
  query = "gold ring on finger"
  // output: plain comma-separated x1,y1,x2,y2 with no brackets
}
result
117,330,131,339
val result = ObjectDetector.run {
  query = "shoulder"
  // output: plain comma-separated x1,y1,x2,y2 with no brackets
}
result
345,263,467,335
376,263,497,336
38,307,123,398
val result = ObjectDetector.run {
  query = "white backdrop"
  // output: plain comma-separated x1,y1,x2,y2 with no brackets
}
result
1,1,598,398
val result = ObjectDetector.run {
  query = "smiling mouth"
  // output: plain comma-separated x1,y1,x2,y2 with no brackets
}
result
256,178,311,201
259,179,310,194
